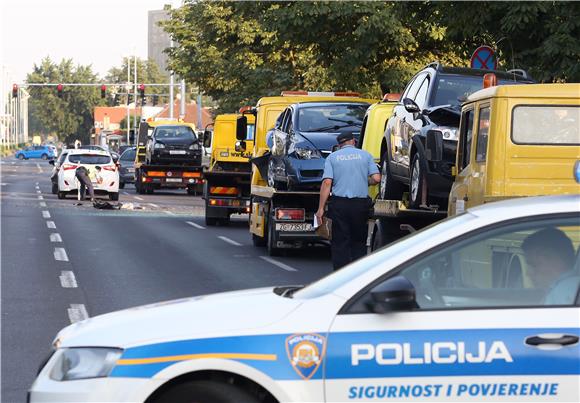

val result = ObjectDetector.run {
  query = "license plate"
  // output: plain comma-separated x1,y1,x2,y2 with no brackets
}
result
166,178,182,183
276,223,313,232
169,150,186,155
127,168,135,173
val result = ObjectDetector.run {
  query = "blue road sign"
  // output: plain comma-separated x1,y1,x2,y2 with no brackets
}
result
471,46,497,70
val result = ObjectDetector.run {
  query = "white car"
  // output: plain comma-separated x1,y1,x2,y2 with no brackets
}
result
57,150,120,200
29,195,580,402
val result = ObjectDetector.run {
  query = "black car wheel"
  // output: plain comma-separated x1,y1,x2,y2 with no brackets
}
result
17,154,24,160
409,153,427,208
151,380,259,403
109,192,119,201
379,152,403,200
41,154,48,160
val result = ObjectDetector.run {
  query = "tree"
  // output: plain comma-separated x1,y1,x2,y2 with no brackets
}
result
105,58,168,106
27,57,103,144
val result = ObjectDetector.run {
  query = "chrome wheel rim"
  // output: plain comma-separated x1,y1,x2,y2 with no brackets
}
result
380,161,388,198
267,159,276,187
411,158,420,202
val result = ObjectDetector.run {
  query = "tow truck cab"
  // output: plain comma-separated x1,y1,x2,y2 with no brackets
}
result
447,83,580,216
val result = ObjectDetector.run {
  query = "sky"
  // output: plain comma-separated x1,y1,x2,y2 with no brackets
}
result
1,0,182,83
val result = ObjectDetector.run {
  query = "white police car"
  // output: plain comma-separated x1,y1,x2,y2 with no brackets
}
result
29,195,580,402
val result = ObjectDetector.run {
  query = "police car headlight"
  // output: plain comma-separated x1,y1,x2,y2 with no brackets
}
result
154,143,165,149
49,348,123,381
294,147,322,159
434,126,458,141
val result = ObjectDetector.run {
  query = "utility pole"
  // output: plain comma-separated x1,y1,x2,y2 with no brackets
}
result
126,55,131,146
169,40,174,119
133,54,138,140
179,79,186,120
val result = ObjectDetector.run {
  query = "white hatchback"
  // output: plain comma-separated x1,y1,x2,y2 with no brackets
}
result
57,150,120,200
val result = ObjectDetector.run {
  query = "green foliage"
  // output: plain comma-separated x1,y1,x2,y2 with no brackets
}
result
105,58,168,105
27,57,103,144
119,115,142,130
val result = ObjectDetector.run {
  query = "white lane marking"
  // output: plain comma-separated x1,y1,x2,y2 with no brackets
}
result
38,195,44,200
134,196,144,201
259,256,298,272
122,191,129,195
39,201,47,207
186,221,205,229
148,203,159,208
165,211,176,216
42,210,51,218
36,163,42,173
67,304,89,323
59,271,78,288
0,183,8,186
50,233,62,243
35,182,39,185
218,236,242,246
35,186,40,190
36,190,41,194
46,221,56,229
53,247,69,261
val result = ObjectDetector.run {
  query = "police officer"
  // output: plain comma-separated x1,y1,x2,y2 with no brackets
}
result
316,132,380,270
75,166,95,202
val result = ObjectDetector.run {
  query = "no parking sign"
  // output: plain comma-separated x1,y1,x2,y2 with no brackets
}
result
471,45,497,70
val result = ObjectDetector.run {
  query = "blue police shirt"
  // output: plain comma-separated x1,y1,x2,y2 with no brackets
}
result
322,145,379,198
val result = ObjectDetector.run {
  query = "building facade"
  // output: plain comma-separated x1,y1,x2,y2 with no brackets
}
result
148,8,171,75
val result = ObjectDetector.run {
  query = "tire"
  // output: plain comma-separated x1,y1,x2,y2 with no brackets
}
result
51,182,58,194
267,215,280,256
57,191,66,199
119,181,125,189
109,192,119,201
252,233,266,247
409,153,427,208
379,152,403,200
187,186,197,195
205,216,218,226
41,154,48,160
17,154,24,160
146,187,154,194
267,158,286,190
152,380,259,403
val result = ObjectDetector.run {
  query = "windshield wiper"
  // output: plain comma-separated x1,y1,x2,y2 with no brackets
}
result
327,117,362,126
303,123,361,132
273,285,304,298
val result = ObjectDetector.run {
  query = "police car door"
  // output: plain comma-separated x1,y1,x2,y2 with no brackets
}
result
324,214,580,402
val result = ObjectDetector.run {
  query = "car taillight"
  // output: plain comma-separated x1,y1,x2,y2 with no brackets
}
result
102,165,116,171
275,208,305,222
63,164,78,170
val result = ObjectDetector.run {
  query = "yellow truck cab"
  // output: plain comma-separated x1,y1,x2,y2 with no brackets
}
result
357,93,400,199
202,113,256,225
448,83,580,216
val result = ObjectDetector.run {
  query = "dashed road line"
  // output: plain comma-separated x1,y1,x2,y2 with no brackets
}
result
134,196,144,201
259,256,298,272
46,221,56,229
122,191,129,195
42,210,51,218
39,202,47,207
218,236,242,246
36,163,43,173
35,185,40,190
148,203,159,208
59,271,78,288
38,195,44,200
186,221,206,229
36,190,41,194
67,304,88,323
50,233,62,243
54,247,69,262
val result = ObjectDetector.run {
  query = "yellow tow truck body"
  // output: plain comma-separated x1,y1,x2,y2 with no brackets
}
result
448,83,580,216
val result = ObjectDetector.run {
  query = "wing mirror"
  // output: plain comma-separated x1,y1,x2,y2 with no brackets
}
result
425,130,443,162
367,276,418,313
203,130,212,148
403,98,421,114
235,140,246,153
236,116,248,141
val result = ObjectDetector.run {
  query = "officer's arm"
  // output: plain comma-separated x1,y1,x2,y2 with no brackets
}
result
317,179,332,218
368,173,381,185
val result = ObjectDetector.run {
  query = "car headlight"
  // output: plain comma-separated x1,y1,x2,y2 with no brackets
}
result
154,143,165,149
189,143,200,151
49,348,123,381
294,147,322,159
433,126,459,141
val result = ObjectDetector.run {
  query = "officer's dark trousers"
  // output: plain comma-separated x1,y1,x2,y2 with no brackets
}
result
328,196,370,270
75,171,94,200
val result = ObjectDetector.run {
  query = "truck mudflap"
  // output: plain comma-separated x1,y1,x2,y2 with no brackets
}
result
250,152,270,181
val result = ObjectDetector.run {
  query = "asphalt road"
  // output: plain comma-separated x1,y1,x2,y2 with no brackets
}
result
1,158,332,403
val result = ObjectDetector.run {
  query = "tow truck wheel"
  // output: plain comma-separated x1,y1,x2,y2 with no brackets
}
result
252,233,266,247
146,186,154,194
205,216,218,226
409,154,427,209
152,380,259,403
187,186,197,195
267,216,280,256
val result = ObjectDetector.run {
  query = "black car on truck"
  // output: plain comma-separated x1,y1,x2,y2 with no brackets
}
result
145,125,202,166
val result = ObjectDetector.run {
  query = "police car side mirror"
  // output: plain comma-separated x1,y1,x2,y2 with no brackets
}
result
367,276,418,313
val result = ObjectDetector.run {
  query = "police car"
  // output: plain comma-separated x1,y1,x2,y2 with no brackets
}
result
29,195,580,402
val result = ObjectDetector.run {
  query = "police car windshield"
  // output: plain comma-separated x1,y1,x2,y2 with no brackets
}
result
154,126,196,140
293,213,476,299
298,105,367,132
68,154,111,165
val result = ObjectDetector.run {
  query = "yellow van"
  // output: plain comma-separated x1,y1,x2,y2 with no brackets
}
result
358,94,399,198
447,83,580,215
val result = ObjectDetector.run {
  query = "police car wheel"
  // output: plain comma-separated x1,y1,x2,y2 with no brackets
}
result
57,191,66,200
51,182,58,194
153,380,259,403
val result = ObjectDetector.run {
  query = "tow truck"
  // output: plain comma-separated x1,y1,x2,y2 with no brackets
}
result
134,119,204,195
201,113,255,226
241,91,376,256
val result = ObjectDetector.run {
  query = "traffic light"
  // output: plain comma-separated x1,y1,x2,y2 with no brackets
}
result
57,84,63,98
12,84,18,98
152,94,158,106
101,84,106,98
127,94,133,105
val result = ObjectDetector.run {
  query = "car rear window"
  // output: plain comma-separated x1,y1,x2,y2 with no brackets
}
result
121,149,136,161
68,154,111,164
512,105,580,145
297,104,368,132
432,74,528,107
154,126,196,140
